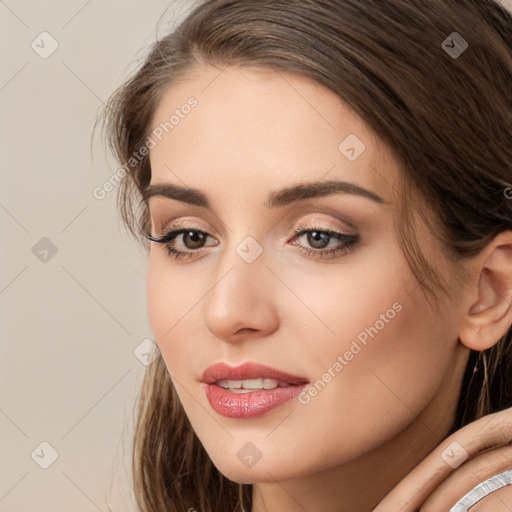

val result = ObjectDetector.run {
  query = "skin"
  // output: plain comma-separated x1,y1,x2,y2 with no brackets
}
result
144,65,512,511
376,406,512,511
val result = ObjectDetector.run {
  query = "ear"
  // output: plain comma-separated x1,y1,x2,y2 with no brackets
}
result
459,230,512,351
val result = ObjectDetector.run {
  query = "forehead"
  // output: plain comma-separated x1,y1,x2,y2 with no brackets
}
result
148,65,396,203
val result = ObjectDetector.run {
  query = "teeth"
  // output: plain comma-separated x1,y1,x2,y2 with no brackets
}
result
263,378,279,389
241,378,263,389
216,378,292,390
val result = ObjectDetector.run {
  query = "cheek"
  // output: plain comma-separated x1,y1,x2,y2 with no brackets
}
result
325,308,449,458
284,253,456,464
277,237,408,365
146,254,199,368
146,255,173,340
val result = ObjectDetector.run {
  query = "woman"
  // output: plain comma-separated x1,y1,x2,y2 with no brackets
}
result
99,0,512,510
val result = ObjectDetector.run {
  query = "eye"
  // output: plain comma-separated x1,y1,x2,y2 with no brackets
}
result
289,222,359,260
145,221,359,261
146,221,215,259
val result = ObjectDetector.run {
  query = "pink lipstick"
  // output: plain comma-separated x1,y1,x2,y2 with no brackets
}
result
201,362,309,419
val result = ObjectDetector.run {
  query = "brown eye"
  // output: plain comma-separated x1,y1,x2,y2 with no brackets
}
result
146,224,216,260
181,230,207,249
305,230,331,249
290,223,359,260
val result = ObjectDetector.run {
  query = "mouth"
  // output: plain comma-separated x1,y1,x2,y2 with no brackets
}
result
201,362,309,419
201,361,309,385
215,377,294,393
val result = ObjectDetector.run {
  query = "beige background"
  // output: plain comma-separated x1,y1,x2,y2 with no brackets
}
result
1,1,511,510
0,1,200,510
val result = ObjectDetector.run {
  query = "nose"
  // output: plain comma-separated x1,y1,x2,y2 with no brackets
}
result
202,241,279,344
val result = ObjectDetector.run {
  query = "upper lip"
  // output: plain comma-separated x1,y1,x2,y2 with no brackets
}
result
201,362,309,385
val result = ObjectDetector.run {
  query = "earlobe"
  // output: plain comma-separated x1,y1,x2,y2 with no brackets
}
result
459,231,512,352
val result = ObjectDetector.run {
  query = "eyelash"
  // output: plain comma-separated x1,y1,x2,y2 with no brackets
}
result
145,221,359,261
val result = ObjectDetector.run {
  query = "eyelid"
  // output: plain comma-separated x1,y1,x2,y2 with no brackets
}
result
153,211,357,237
153,217,214,238
281,213,357,239
282,206,360,231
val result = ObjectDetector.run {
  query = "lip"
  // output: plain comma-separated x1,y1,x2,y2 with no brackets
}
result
201,362,309,419
200,361,309,385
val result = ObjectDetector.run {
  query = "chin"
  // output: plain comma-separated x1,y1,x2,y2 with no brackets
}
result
217,465,288,485
207,447,318,485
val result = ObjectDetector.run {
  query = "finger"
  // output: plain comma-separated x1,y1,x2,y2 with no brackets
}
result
372,407,512,512
419,443,512,511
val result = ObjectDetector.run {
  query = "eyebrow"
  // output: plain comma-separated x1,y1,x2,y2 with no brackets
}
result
141,179,385,210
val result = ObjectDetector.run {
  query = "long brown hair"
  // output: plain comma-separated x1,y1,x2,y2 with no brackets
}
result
98,1,512,510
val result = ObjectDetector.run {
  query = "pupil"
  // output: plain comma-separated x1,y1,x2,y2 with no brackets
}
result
185,231,204,249
308,231,329,249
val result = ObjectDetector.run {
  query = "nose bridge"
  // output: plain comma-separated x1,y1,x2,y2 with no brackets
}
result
215,209,268,286
210,231,268,310
203,230,278,339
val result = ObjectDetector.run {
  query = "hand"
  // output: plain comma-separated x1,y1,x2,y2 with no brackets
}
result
373,406,512,511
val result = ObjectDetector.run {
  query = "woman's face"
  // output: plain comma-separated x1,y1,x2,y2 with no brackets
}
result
145,65,469,484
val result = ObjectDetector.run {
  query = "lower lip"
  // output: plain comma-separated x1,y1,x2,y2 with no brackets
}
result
204,383,308,419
